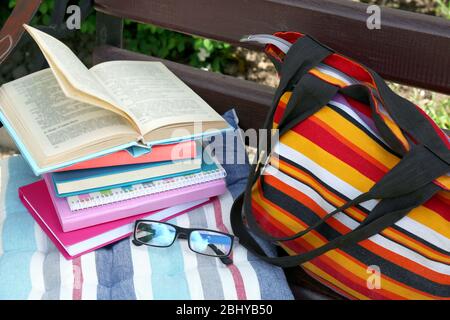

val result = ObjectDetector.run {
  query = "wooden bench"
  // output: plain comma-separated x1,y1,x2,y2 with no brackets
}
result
1,0,450,299
91,0,450,299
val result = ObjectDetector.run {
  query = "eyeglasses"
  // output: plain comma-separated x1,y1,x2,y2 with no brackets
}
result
132,220,235,265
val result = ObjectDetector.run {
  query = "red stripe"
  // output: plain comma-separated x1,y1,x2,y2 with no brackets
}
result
323,54,375,85
421,195,450,221
212,197,247,300
251,201,393,299
344,95,372,118
273,100,287,124
72,257,83,300
291,118,386,181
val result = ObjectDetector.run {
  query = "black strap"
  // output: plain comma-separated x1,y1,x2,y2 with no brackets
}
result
369,70,450,165
231,182,440,268
231,34,450,267
263,36,334,136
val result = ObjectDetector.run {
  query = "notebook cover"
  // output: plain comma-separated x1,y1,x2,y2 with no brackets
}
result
19,180,210,259
51,157,202,197
65,153,226,211
56,140,197,172
44,174,226,232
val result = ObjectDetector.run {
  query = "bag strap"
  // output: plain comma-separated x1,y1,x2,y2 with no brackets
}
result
231,35,449,266
231,181,440,268
263,35,334,134
240,69,449,243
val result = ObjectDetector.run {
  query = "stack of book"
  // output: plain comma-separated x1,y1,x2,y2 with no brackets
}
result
0,25,230,259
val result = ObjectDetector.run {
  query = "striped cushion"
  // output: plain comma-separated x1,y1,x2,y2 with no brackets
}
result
0,156,293,300
252,33,450,300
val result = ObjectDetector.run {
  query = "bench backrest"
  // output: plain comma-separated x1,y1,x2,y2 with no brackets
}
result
93,0,450,130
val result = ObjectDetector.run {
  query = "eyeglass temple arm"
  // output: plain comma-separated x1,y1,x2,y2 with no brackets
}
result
208,244,233,265
173,234,233,265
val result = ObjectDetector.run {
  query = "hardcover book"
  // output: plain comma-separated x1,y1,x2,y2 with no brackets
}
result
19,179,209,259
0,25,229,175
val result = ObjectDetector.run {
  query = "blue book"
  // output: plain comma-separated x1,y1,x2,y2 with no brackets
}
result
0,25,231,176
51,155,202,197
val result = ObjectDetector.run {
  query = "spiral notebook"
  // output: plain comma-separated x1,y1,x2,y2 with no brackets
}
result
65,152,226,211
66,168,225,211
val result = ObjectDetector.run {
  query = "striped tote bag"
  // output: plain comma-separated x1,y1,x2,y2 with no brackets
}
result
231,32,450,300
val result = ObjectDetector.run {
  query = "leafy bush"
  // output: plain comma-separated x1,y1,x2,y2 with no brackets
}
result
123,21,233,72
5,0,233,72
436,0,450,19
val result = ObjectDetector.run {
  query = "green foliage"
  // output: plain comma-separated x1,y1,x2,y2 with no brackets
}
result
123,21,233,72
436,0,450,19
3,1,233,72
422,98,450,129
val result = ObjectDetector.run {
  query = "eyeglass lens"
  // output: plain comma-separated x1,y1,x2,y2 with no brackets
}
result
135,222,233,257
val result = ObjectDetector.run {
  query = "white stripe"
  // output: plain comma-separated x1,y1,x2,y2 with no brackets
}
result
80,253,98,300
203,202,237,300
270,167,450,274
27,252,45,300
395,217,450,252
58,256,74,300
269,145,449,250
34,222,48,254
219,193,261,299
316,65,355,85
27,223,47,299
270,144,379,210
176,213,204,299
130,238,153,300
0,162,8,257
328,99,385,142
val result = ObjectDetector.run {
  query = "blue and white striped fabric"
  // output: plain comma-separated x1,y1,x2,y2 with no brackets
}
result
0,111,293,300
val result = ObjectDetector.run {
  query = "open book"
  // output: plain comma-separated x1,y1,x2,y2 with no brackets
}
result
0,25,229,174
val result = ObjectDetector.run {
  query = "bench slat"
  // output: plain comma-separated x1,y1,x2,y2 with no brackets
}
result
93,45,274,130
94,0,450,94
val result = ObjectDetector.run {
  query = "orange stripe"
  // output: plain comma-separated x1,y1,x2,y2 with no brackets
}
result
309,68,347,87
252,187,440,299
263,173,450,284
310,115,391,172
270,158,450,264
252,184,441,299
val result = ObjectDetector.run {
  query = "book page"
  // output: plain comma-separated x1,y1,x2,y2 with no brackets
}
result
0,69,136,156
90,61,226,135
23,25,127,118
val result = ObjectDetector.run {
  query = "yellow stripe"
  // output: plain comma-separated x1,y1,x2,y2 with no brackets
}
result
254,187,436,300
309,68,347,87
379,112,410,151
283,246,370,300
381,228,450,264
436,176,450,190
272,158,450,263
271,157,366,221
280,91,292,105
313,107,400,169
407,206,450,239
281,130,375,192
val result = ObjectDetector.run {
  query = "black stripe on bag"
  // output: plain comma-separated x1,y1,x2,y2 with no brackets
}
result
273,155,450,257
260,183,450,295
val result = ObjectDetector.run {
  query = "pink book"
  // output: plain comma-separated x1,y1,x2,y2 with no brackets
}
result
56,140,196,172
43,174,226,232
19,180,210,259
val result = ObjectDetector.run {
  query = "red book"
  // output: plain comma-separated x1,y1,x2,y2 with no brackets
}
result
19,180,210,259
56,140,196,172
